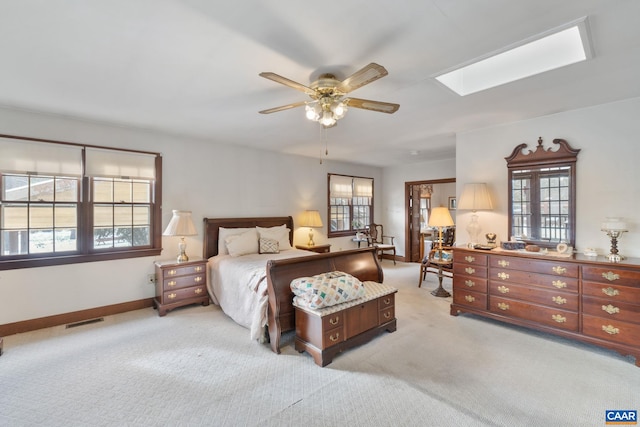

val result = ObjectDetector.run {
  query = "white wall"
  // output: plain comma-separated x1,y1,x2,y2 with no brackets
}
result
382,158,456,257
0,107,382,325
456,97,640,257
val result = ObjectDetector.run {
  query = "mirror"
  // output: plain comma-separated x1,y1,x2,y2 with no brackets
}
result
505,137,580,249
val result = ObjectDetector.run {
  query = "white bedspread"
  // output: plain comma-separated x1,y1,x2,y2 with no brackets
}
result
207,249,314,340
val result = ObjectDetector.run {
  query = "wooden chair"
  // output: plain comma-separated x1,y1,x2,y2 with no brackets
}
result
366,223,396,265
418,226,455,286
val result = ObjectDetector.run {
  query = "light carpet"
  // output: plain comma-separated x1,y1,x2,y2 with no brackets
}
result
1,262,638,426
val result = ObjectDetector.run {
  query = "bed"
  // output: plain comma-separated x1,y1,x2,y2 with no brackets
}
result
202,216,384,353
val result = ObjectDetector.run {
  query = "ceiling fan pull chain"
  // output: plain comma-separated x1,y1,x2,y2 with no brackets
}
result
319,124,324,164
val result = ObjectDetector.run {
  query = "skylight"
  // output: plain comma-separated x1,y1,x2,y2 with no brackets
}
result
435,17,593,96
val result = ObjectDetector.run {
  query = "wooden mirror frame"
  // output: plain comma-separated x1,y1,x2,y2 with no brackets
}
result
505,137,580,249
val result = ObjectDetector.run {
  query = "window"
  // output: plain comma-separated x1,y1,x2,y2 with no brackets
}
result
0,135,162,270
328,174,373,237
506,137,579,249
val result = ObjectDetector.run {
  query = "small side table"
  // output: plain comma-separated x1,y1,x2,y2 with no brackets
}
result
428,259,451,298
295,244,331,254
154,258,209,316
352,237,369,248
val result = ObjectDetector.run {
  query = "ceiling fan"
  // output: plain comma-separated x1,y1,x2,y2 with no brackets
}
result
259,63,399,128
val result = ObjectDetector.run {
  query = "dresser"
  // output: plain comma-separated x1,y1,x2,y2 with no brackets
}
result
294,282,397,366
451,248,640,366
154,258,209,316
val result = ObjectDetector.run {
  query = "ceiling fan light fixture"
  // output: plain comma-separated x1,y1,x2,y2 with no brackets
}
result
305,103,320,121
330,100,347,118
319,110,337,127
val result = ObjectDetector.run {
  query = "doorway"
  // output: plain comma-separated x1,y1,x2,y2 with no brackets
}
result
405,178,455,262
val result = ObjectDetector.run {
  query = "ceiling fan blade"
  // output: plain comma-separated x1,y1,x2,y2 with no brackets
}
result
346,97,399,114
337,63,389,93
259,101,307,114
259,72,316,96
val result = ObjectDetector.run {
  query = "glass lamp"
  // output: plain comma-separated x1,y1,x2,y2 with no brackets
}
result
601,217,628,262
300,210,323,246
457,183,493,245
163,210,197,263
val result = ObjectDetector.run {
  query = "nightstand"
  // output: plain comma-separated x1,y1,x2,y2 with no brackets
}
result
154,258,209,316
295,243,331,254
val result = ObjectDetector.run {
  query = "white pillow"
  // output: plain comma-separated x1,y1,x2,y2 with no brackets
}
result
225,230,259,257
256,224,292,250
218,227,255,255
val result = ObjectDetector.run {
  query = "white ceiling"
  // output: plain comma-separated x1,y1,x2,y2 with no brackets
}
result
1,1,639,167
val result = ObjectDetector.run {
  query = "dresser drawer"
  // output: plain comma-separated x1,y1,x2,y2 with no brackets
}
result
489,281,578,311
582,266,640,286
454,276,488,293
582,314,640,347
163,264,205,278
582,281,640,302
490,256,578,277
163,273,205,291
454,264,487,278
490,296,578,331
454,250,488,266
163,285,207,303
582,296,640,324
453,289,487,310
322,312,344,330
489,269,578,292
380,306,395,324
322,324,344,348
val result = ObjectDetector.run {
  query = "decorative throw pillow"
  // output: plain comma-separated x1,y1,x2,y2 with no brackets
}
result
259,237,279,254
256,224,292,250
218,227,256,256
290,271,366,309
225,230,259,257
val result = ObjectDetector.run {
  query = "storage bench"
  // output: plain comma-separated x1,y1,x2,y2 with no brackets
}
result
294,281,397,366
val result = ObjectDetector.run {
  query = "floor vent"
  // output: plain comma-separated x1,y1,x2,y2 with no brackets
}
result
66,318,104,329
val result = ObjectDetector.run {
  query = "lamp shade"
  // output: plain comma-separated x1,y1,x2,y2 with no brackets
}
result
163,210,197,236
457,183,493,211
428,207,455,228
300,210,323,228
601,217,628,231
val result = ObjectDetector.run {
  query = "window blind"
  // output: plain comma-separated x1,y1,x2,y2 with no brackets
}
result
85,148,156,179
330,175,353,198
0,137,82,176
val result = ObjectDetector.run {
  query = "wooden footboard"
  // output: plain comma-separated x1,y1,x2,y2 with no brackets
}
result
265,247,383,354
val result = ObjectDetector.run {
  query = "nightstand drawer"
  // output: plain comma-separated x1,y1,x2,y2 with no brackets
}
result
163,264,205,278
163,285,207,302
163,273,205,291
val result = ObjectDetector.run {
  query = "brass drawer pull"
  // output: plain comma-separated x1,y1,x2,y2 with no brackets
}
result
465,267,476,274
602,287,620,297
552,296,567,305
465,255,475,262
602,304,620,315
329,333,340,342
498,260,509,267
602,325,619,335
167,280,177,287
552,280,567,289
168,269,177,276
497,302,509,311
465,295,475,303
195,288,203,294
195,276,203,283
383,298,391,305
168,293,177,299
383,312,391,319
552,314,566,323
497,285,509,294
195,266,203,272
464,280,475,287
497,272,509,280
602,271,620,281
552,266,567,275
329,316,340,325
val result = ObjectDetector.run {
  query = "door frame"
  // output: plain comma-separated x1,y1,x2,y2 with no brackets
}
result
404,178,456,263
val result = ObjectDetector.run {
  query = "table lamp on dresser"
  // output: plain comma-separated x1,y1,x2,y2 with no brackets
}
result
163,210,197,262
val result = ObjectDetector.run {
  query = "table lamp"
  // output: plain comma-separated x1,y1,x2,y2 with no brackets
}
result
163,210,197,262
457,183,493,245
601,217,628,262
300,210,323,246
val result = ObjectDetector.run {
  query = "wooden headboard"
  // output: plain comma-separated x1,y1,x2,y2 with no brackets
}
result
202,216,294,259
